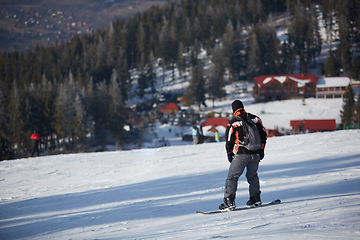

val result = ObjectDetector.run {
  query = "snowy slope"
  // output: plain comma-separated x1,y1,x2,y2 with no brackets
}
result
1,130,360,239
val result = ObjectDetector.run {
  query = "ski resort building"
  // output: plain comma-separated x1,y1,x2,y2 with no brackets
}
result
316,76,351,98
253,74,317,102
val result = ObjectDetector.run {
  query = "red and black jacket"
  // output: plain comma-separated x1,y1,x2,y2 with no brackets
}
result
30,133,42,148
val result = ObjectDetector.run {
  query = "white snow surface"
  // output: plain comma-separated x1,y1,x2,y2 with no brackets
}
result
1,130,360,239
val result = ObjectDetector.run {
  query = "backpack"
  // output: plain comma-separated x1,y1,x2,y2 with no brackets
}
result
236,114,262,151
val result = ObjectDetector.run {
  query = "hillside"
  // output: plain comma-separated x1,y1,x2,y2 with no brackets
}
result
0,0,168,52
1,130,360,239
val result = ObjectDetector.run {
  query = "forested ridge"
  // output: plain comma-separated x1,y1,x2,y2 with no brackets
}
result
1,0,360,160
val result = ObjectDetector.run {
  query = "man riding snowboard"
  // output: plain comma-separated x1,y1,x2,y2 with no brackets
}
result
219,100,267,210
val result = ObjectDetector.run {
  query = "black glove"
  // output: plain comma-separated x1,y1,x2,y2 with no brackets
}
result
227,153,234,163
259,150,265,160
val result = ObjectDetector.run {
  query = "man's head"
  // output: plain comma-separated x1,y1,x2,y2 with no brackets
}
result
231,100,244,113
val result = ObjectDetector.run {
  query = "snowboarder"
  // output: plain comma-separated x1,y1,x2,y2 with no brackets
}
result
219,100,267,211
30,130,43,157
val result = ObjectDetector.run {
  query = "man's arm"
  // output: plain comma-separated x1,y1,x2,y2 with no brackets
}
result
225,122,235,159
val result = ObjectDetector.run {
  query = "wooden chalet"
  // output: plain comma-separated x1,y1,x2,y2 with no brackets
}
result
253,74,317,102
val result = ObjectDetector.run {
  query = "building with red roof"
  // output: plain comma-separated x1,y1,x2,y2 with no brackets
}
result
253,74,317,102
266,129,284,137
202,117,229,128
290,119,336,133
158,102,180,115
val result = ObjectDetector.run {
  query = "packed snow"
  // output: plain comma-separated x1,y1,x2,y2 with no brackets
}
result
1,128,360,239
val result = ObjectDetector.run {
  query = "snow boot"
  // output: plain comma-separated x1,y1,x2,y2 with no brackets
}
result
246,191,262,207
219,194,236,211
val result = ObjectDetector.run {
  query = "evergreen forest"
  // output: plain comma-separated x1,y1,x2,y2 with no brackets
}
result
1,0,360,160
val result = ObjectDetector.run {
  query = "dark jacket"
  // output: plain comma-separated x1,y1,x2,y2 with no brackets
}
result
225,110,267,158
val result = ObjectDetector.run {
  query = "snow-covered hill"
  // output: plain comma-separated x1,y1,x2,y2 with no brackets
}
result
1,130,360,239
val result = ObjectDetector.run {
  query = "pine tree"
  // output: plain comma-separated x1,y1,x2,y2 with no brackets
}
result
246,0,262,24
107,22,117,59
229,20,246,80
94,80,109,149
288,3,322,73
147,50,157,96
137,22,146,64
52,72,80,151
159,17,179,82
354,92,360,127
340,84,355,129
246,26,261,78
115,47,129,101
72,92,86,149
24,82,38,135
338,15,351,76
177,42,187,88
108,72,125,141
321,0,336,51
351,54,360,80
81,76,94,148
53,82,71,142
183,17,192,47
207,44,225,107
9,80,25,157
280,40,294,74
187,59,206,109
0,85,13,160
39,74,55,140
257,19,281,75
324,51,339,77
137,67,148,99
222,20,235,75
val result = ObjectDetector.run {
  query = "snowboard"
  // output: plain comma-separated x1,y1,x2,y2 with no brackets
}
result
196,199,281,215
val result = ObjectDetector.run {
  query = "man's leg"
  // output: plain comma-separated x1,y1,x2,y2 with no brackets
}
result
245,154,261,197
224,154,252,198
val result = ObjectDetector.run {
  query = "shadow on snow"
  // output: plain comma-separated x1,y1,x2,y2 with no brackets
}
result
1,153,360,238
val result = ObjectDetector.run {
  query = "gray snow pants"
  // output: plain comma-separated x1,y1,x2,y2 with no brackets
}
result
224,154,261,199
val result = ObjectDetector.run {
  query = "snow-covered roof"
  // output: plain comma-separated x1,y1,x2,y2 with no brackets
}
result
316,77,351,88
254,74,317,88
